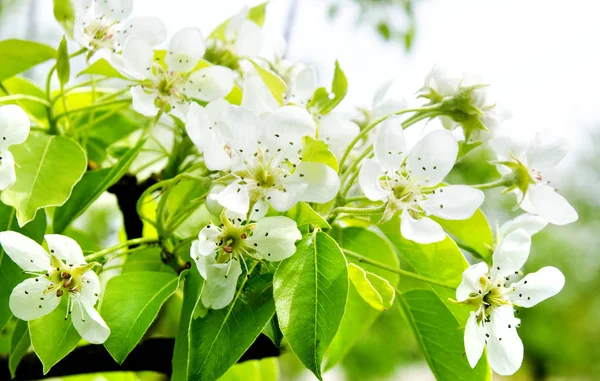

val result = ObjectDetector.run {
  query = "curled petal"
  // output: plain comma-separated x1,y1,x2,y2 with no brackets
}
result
267,183,307,212
214,181,250,216
506,266,565,308
122,36,154,80
130,86,159,117
358,159,387,202
196,224,221,256
499,214,547,240
79,270,101,308
289,66,317,107
525,132,568,173
456,262,489,302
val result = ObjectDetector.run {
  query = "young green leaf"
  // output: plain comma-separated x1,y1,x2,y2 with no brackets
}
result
0,202,47,331
219,358,279,381
302,136,339,172
1,133,87,227
249,60,287,105
308,60,348,115
284,202,331,229
187,266,275,381
432,209,494,261
0,77,48,127
273,231,348,380
0,40,56,81
347,263,395,312
56,36,70,87
29,297,80,374
53,139,146,233
9,320,30,378
77,58,127,80
101,271,184,364
209,2,268,40
53,0,76,36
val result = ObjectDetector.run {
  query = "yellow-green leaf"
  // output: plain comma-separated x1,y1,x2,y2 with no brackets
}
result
348,263,395,312
302,136,339,172
249,60,287,105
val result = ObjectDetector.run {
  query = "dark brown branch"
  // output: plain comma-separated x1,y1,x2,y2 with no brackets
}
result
1,335,279,380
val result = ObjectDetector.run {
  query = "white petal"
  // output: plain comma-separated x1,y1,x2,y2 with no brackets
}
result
191,241,208,279
374,116,407,171
491,229,531,284
247,217,301,261
72,302,110,344
165,27,206,73
45,234,86,266
248,199,269,221
421,185,484,220
456,262,489,302
267,184,308,212
263,106,316,155
201,260,242,310
214,181,250,215
122,36,154,80
220,105,261,155
400,209,446,244
464,312,486,368
130,86,159,117
406,130,458,186
10,277,61,321
0,149,16,191
119,16,166,47
233,20,264,57
289,66,317,107
185,102,211,150
499,214,548,239
527,184,578,225
486,306,524,376
196,224,220,256
241,76,279,115
225,6,249,40
186,66,234,102
506,266,565,308
204,142,233,172
0,105,30,149
79,270,101,308
359,159,387,201
291,162,340,204
318,113,360,159
95,0,133,21
0,231,50,272
526,132,568,173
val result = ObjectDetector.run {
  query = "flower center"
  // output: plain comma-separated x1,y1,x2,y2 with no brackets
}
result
84,19,120,51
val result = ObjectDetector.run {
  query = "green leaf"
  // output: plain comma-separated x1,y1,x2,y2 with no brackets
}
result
122,248,174,274
53,0,76,36
325,227,398,370
397,290,492,381
1,133,87,226
83,110,143,164
56,36,70,87
347,263,395,312
209,2,268,40
284,202,330,229
308,60,347,115
380,217,492,380
0,202,47,331
249,60,287,105
9,319,30,378
0,77,48,127
273,231,348,380
0,40,56,81
53,139,146,233
301,136,339,172
187,265,275,381
262,315,283,348
433,209,494,261
78,58,127,80
29,297,81,374
101,271,184,364
218,358,278,381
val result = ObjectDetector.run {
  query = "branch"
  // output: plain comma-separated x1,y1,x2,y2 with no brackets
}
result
1,335,279,380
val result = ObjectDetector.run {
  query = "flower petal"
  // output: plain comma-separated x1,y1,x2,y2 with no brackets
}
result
527,184,578,225
201,260,242,310
266,184,308,212
119,16,166,47
0,105,30,149
406,130,458,186
359,159,387,201
214,181,250,215
400,209,445,244
121,36,154,80
45,234,86,266
95,0,133,21
526,132,568,173
263,106,316,157
318,113,359,159
165,27,206,73
289,66,317,106
185,66,234,102
72,302,110,344
247,216,301,261
486,306,524,376
0,149,16,191
421,185,484,220
130,86,158,117
196,224,220,256
506,266,565,308
464,311,486,368
456,262,489,302
79,270,101,308
374,115,407,171
234,20,264,57
191,241,208,279
499,214,547,240
185,102,210,150
10,277,61,321
291,162,340,204
241,76,279,115
220,105,261,155
0,231,50,272
491,229,531,284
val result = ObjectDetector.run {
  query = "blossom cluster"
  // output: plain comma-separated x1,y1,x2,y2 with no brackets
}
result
0,0,578,377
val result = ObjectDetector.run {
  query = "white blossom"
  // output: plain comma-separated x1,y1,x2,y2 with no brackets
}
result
456,229,565,375
191,212,301,309
0,105,30,191
121,28,234,117
0,232,110,344
372,78,408,121
490,131,578,225
359,115,484,243
73,0,166,53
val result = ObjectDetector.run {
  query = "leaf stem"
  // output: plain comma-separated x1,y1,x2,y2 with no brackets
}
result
329,204,385,217
471,178,509,190
84,237,160,262
52,98,131,122
343,249,458,290
0,94,51,107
